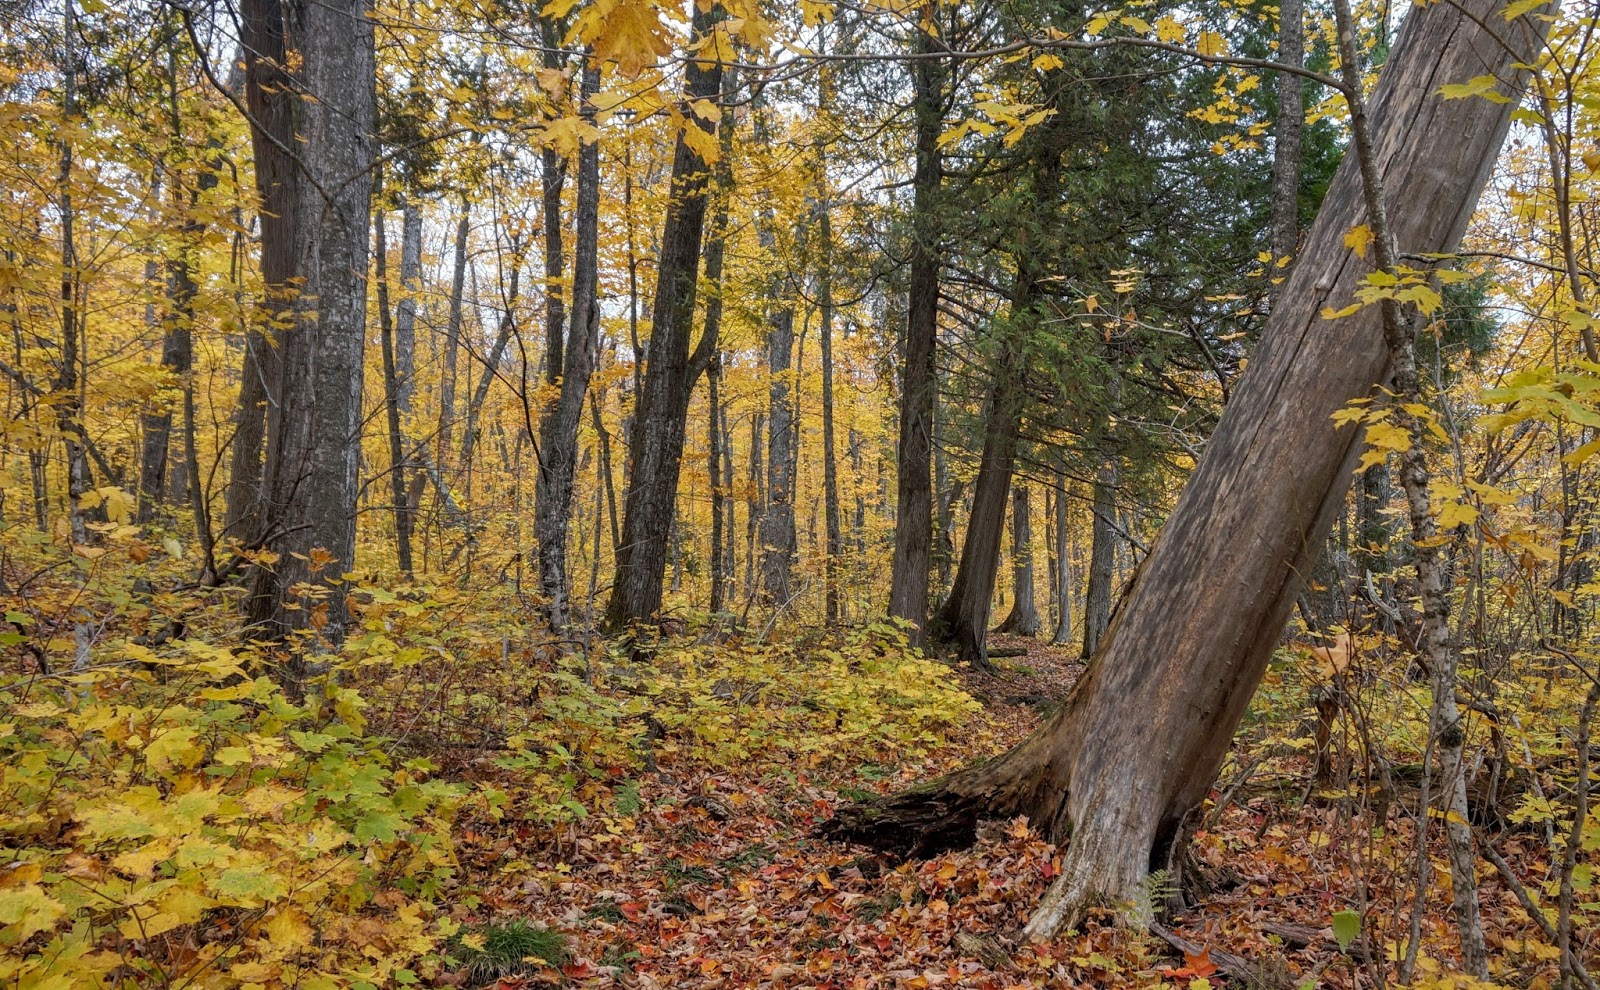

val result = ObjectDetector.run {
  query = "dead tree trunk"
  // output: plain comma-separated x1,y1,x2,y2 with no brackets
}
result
995,483,1041,637
822,0,1544,939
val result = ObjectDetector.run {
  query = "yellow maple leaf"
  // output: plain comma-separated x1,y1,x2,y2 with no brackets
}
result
1344,223,1373,258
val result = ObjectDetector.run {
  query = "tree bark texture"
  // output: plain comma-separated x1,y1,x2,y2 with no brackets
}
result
248,0,374,644
1269,0,1305,269
605,4,726,630
823,0,1544,940
930,348,1023,669
1051,475,1073,646
1080,465,1115,660
227,0,296,546
759,305,797,604
887,10,943,644
535,61,602,632
995,483,1041,637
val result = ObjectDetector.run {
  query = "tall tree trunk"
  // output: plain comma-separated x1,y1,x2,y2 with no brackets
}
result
1269,0,1305,270
887,7,943,644
745,412,764,600
438,209,469,468
1081,465,1116,659
995,483,1041,637
535,60,602,632
1051,474,1073,646
374,178,414,576
249,0,375,646
824,0,1544,941
394,200,421,412
227,0,296,546
541,18,568,387
461,253,522,472
55,0,92,671
759,308,797,604
604,3,726,630
708,353,728,615
930,348,1024,668
818,181,843,626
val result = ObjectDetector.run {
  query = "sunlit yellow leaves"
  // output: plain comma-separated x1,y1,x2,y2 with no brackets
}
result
568,0,673,78
1439,73,1512,103
543,115,602,158
0,883,66,943
800,0,834,26
1196,31,1227,57
1344,223,1374,258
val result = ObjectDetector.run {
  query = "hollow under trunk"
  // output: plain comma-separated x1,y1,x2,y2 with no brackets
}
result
823,0,1542,938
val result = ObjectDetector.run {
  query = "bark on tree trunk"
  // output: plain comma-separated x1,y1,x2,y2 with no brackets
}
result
887,8,943,645
929,353,1023,670
249,0,374,646
759,307,797,604
604,4,726,630
227,0,296,546
438,209,469,468
1051,474,1074,646
1269,0,1305,271
823,0,1544,940
708,353,728,615
1081,465,1115,660
535,61,602,633
995,483,1041,637
374,181,414,577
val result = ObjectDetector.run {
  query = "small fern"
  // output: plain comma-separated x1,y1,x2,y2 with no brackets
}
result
1140,868,1177,918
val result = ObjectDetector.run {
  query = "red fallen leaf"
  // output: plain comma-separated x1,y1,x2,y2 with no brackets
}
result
1185,948,1220,978
1160,947,1221,980
561,959,599,980
619,900,645,921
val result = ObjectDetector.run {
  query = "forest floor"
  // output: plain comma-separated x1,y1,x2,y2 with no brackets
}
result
433,633,1550,990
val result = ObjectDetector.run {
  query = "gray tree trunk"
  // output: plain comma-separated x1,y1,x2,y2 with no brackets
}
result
758,307,797,604
825,0,1543,940
535,61,602,632
374,185,414,576
227,0,296,546
249,0,374,645
995,484,1041,637
887,9,943,644
605,3,727,629
1270,0,1305,270
1051,475,1074,645
1081,466,1116,659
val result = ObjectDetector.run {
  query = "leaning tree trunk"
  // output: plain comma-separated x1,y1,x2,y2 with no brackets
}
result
248,0,374,646
604,3,726,630
887,8,944,644
929,349,1024,670
823,0,1546,940
995,483,1041,637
